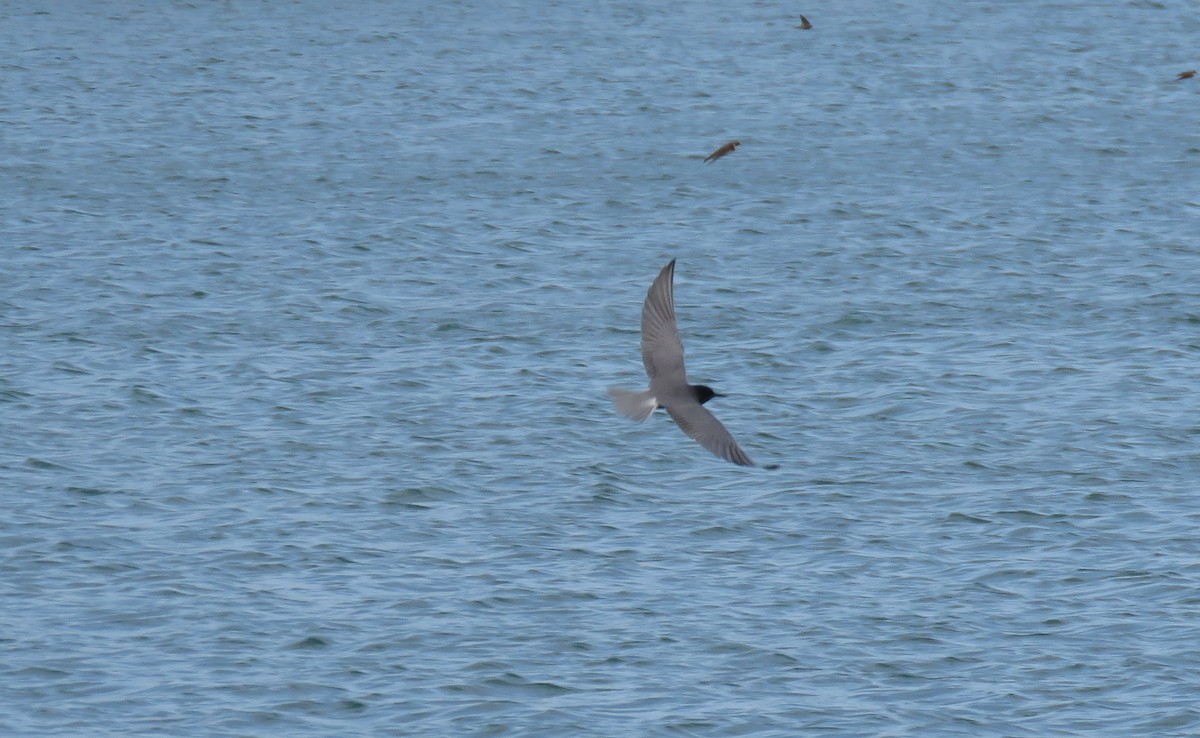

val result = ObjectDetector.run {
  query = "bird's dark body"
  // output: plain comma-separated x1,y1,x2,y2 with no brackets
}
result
691,384,719,405
658,384,720,412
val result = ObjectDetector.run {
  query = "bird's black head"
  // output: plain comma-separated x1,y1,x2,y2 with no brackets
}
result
691,384,725,405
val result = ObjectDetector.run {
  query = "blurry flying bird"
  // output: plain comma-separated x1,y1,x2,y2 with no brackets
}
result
704,140,741,163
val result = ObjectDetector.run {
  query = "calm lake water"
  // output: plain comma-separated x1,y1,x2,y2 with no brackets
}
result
4,1,1200,735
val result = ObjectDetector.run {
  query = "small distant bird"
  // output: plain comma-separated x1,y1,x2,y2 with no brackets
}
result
1177,69,1196,81
704,140,740,163
608,259,757,467
796,14,813,30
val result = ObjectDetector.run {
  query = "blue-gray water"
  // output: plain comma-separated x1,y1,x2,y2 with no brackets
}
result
4,1,1200,735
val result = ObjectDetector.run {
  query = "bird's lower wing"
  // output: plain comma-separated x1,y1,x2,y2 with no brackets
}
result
666,404,756,467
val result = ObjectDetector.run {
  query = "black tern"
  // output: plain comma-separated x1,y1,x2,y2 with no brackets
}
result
608,259,756,466
704,140,740,163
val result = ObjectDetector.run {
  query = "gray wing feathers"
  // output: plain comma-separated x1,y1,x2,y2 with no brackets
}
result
666,404,756,467
641,259,686,381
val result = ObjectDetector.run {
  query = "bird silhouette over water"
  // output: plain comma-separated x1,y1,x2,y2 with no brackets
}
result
796,14,813,30
704,140,740,163
608,259,756,466
1177,69,1196,81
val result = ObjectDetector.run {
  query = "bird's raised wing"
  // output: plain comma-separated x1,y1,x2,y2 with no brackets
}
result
666,403,756,467
641,259,686,382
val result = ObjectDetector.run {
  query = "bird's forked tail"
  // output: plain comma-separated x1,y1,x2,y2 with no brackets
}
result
607,387,657,422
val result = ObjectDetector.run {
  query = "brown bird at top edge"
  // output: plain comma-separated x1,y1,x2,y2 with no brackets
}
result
796,14,813,30
704,141,740,163
1177,69,1196,80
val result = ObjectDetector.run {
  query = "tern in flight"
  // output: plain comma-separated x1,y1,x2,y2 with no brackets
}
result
608,259,757,466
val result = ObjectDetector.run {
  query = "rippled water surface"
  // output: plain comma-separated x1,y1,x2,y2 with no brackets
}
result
4,1,1200,735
